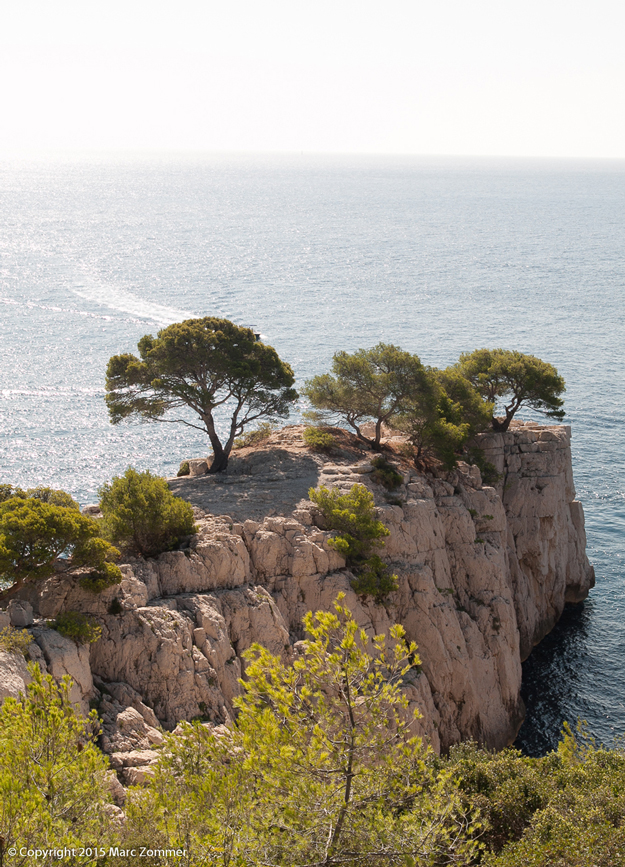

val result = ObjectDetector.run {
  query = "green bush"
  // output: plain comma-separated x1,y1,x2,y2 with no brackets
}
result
370,455,403,490
233,422,276,449
49,611,102,645
0,665,113,857
177,460,190,477
0,484,26,503
349,554,398,603
25,486,81,511
99,467,197,558
0,497,121,597
0,625,32,655
309,483,397,602
303,426,336,452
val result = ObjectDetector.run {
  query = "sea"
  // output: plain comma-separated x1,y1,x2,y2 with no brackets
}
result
1,152,624,755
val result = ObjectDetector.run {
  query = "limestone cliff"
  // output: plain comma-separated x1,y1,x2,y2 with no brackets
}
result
0,422,594,787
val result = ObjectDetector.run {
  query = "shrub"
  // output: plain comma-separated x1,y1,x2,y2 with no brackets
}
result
177,460,190,477
0,625,32,655
370,455,403,490
25,486,81,510
0,484,26,503
99,467,197,558
303,426,336,452
0,497,121,599
233,422,276,449
123,598,477,866
350,554,398,603
309,483,398,602
108,596,124,615
0,665,113,858
49,611,102,645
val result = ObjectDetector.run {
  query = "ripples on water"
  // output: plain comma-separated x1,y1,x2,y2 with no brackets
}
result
1,153,624,754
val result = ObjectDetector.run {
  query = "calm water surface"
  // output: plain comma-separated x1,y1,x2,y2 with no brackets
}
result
1,153,623,754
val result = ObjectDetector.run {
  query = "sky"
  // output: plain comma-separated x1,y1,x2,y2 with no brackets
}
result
0,0,624,158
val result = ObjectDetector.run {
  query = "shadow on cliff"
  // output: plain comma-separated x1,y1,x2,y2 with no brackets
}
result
168,448,324,522
515,601,592,757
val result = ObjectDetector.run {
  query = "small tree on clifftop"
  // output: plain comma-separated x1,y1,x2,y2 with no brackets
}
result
303,343,434,451
456,348,565,432
105,317,298,473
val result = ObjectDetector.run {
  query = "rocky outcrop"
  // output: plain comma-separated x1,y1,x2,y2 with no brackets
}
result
0,423,594,774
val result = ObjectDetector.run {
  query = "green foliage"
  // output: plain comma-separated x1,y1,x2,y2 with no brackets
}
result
302,425,336,452
0,496,121,599
0,625,32,655
49,611,102,645
105,317,298,473
0,484,26,503
370,455,403,490
108,596,124,615
350,553,399,602
233,421,276,449
25,486,81,511
309,483,390,562
99,466,197,558
465,444,502,485
177,460,190,477
124,597,478,866
397,368,493,469
309,483,398,602
304,343,433,451
457,348,565,432
0,665,114,863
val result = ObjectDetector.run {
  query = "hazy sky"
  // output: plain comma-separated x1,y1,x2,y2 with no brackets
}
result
1,0,623,157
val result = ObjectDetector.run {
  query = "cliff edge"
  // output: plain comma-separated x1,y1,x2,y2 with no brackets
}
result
0,422,594,788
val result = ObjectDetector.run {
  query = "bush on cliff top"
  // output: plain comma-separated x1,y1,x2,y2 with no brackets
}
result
99,466,197,558
0,496,121,602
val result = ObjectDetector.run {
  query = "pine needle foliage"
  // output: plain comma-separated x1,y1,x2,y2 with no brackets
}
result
123,597,480,866
309,484,398,602
99,467,197,558
0,666,114,864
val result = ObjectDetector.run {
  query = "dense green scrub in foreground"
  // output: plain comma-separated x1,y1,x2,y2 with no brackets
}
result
2,603,624,867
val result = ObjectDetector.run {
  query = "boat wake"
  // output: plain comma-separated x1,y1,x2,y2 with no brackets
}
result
70,283,194,326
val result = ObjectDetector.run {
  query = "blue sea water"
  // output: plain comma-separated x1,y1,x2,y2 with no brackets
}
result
0,152,624,754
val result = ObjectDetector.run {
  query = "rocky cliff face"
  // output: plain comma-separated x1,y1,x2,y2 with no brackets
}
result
0,422,594,787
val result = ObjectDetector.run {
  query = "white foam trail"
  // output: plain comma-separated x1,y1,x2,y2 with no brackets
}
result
70,284,195,326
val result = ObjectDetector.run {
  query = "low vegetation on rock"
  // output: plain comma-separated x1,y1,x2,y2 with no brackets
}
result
309,483,398,602
0,625,32,655
176,460,190,477
99,467,197,558
302,425,336,452
233,421,277,449
48,610,102,645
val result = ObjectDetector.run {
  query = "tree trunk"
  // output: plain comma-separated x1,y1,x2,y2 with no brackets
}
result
0,577,23,604
208,446,229,474
491,412,512,432
203,414,229,474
